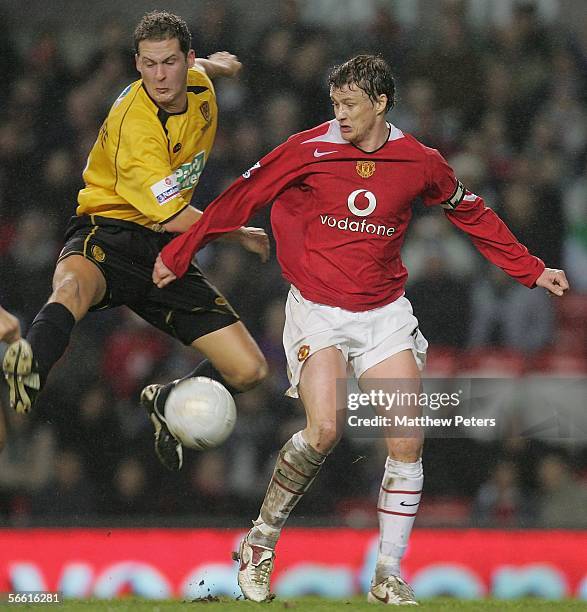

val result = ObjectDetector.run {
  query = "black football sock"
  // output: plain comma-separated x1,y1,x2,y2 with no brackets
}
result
26,302,76,387
156,359,239,412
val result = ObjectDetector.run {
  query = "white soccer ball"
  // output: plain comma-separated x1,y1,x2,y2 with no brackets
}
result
164,376,237,450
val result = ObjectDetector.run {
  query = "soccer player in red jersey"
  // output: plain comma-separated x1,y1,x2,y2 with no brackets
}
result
153,55,569,604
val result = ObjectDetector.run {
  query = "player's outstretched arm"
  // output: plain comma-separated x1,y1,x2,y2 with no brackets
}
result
163,206,269,262
0,306,20,344
193,52,242,79
222,226,270,263
535,268,570,297
153,227,269,288
164,205,269,259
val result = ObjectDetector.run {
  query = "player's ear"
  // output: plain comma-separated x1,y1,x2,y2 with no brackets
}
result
187,49,196,68
135,53,141,73
376,94,388,115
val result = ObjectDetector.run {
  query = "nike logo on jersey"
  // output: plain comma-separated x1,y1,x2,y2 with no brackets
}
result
313,148,338,157
399,501,420,507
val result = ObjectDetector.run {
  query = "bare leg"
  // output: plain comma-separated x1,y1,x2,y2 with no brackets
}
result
191,321,267,391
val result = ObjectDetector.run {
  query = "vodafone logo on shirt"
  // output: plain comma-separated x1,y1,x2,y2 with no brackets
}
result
347,189,377,216
319,189,395,237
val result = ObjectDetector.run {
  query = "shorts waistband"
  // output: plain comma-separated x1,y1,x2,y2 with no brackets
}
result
71,215,166,236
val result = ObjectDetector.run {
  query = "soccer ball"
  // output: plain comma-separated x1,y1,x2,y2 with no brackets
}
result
164,376,237,450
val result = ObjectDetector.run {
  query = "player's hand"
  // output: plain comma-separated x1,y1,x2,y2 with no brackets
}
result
238,226,270,263
205,52,242,78
153,254,177,288
0,306,21,344
535,268,569,297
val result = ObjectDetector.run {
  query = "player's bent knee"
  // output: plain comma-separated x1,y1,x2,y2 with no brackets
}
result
50,274,96,321
52,275,83,303
224,355,268,391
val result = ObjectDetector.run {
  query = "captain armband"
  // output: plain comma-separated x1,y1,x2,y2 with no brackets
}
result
440,180,465,210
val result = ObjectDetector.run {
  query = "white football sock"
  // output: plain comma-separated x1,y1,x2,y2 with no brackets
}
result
375,456,423,582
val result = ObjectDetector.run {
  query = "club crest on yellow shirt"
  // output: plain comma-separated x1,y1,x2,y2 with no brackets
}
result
200,101,211,122
356,160,376,178
298,345,310,362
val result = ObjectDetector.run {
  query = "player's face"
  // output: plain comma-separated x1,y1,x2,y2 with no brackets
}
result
330,84,387,150
136,38,195,113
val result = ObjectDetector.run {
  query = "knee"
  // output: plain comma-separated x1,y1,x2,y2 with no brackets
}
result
225,355,268,391
306,420,341,454
53,274,82,302
388,437,423,463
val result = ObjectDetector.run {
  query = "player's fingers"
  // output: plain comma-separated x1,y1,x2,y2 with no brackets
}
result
546,281,564,297
159,271,177,288
556,271,570,291
263,238,270,262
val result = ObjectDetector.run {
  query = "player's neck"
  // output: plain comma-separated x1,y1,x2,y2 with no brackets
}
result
352,121,390,153
160,93,188,114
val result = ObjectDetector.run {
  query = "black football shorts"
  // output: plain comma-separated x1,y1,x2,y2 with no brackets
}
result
58,215,239,345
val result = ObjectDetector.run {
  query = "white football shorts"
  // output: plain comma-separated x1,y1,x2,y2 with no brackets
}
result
283,285,428,398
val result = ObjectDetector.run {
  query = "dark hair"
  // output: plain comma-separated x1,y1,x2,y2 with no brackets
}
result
328,54,396,112
133,11,192,56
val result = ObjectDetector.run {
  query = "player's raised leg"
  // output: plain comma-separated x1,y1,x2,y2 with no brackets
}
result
235,346,346,601
141,320,267,471
360,349,423,606
2,255,106,413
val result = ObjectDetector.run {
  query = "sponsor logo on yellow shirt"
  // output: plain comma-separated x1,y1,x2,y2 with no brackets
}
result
176,150,206,190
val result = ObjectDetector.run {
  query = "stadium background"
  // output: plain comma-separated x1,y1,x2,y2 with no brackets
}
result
0,0,586,602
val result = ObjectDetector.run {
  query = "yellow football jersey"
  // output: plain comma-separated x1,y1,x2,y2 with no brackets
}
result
77,67,217,228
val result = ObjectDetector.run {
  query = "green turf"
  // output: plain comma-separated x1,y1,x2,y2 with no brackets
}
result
13,597,587,611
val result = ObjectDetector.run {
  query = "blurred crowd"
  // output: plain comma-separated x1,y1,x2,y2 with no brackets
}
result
0,0,586,527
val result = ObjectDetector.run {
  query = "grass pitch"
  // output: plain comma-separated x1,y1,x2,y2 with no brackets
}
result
17,596,587,611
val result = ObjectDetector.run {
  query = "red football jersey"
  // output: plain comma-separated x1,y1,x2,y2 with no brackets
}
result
161,120,545,311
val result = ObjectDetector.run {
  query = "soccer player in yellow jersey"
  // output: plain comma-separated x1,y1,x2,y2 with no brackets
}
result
2,11,268,470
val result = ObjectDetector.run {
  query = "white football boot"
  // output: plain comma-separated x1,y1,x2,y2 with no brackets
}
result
368,575,418,606
2,338,40,414
233,534,275,602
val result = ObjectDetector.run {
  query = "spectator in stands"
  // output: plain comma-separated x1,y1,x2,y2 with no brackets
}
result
104,456,153,516
472,460,531,527
468,265,554,353
535,453,587,528
0,409,56,522
32,448,96,519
